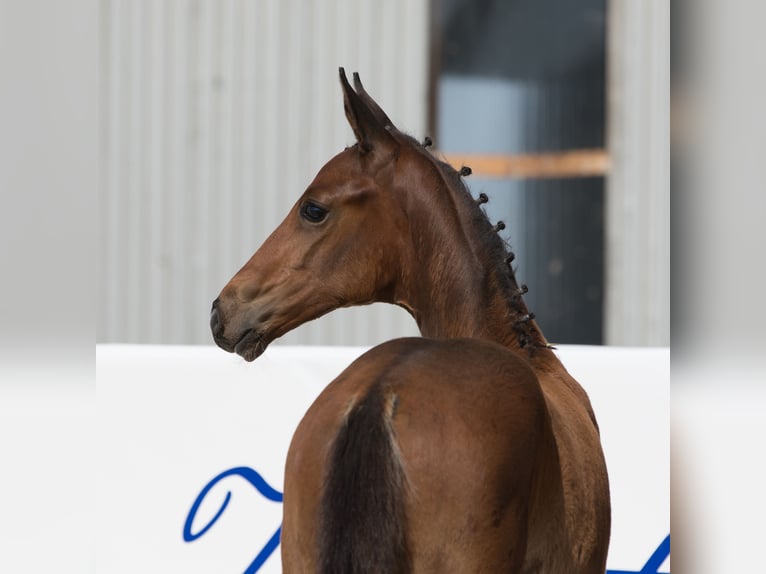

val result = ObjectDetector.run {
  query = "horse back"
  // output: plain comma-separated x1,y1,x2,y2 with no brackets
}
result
281,337,557,573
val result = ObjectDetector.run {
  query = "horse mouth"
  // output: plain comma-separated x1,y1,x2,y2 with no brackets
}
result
234,329,269,362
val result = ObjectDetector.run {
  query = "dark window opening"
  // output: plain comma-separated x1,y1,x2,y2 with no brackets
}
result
430,0,607,344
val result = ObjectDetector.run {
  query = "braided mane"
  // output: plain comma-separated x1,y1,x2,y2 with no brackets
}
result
398,131,548,350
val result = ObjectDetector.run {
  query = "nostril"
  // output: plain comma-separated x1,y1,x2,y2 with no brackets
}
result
210,306,223,338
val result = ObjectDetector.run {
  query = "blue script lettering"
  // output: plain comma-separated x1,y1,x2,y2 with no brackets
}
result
183,467,283,573
607,534,670,574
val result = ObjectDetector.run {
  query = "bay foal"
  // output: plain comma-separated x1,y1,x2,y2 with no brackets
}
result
211,69,610,573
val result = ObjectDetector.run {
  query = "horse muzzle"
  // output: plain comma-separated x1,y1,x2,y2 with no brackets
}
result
210,298,270,362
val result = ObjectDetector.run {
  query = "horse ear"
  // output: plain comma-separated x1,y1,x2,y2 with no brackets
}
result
352,72,395,130
339,68,396,154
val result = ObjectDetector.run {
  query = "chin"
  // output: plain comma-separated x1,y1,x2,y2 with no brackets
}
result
233,330,270,362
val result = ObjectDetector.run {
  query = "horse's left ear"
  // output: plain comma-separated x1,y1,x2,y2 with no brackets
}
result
339,68,396,155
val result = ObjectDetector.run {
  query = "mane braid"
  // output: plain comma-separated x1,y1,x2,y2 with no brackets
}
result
407,137,548,351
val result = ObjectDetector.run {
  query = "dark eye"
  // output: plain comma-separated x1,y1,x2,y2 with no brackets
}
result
300,201,328,223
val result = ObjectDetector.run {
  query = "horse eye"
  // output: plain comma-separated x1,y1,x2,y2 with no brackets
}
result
300,201,328,223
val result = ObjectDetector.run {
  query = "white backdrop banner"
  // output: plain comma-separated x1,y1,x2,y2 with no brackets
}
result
96,344,669,573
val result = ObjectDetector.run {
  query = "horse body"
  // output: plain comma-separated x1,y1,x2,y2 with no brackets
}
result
283,338,552,573
281,350,608,574
211,69,610,573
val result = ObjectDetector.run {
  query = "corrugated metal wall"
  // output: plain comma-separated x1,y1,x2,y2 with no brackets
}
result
99,0,427,345
606,0,670,346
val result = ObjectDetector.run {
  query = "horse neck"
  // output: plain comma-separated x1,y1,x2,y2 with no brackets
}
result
392,160,562,372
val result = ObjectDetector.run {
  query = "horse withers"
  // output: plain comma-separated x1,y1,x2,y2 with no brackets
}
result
211,69,610,573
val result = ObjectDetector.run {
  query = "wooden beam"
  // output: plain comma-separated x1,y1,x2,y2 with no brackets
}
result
441,149,610,179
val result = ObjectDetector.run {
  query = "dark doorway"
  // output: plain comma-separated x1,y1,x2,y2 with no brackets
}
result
431,0,607,344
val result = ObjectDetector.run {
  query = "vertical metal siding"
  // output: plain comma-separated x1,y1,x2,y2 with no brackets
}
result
606,0,670,346
100,0,427,345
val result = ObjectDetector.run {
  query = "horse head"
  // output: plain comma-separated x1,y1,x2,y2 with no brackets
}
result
211,69,428,361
